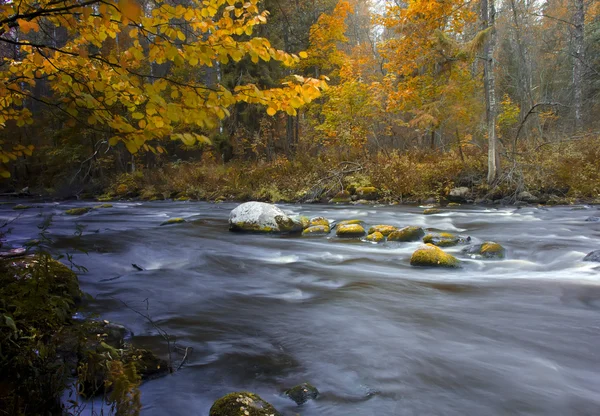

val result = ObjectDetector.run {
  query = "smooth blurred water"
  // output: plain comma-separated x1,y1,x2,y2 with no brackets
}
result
2,201,600,416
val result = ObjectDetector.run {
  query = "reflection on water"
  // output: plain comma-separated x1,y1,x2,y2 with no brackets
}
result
2,201,600,415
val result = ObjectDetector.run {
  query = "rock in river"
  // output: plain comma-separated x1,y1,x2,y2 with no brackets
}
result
302,225,330,236
462,242,506,259
365,231,385,242
388,226,425,242
583,250,600,262
410,244,460,268
285,383,319,405
368,224,397,236
336,223,367,238
210,392,281,416
229,201,301,233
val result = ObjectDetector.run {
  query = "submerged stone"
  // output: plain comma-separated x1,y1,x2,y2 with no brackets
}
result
423,232,469,247
388,226,425,242
462,242,506,259
160,217,186,226
423,208,441,215
13,204,32,210
94,204,113,208
285,383,319,405
302,225,330,236
367,225,397,236
229,201,301,233
365,231,385,243
209,392,281,416
583,250,600,262
336,224,366,238
65,207,92,216
410,244,460,268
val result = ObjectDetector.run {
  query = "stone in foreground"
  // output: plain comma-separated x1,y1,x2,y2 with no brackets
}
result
309,216,330,227
463,242,506,259
336,223,366,238
210,392,281,416
388,226,425,242
410,244,460,268
229,201,301,233
285,383,319,405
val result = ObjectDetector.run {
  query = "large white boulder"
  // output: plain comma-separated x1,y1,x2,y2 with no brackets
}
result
229,201,302,233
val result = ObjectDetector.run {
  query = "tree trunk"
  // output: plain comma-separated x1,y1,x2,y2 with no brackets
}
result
482,0,498,184
572,0,585,131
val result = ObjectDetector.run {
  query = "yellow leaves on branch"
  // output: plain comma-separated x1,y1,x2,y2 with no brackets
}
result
0,0,324,163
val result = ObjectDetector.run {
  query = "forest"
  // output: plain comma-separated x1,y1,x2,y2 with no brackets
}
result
1,0,599,203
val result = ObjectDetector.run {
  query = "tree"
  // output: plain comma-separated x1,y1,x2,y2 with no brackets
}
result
572,0,585,131
482,0,499,183
0,0,327,176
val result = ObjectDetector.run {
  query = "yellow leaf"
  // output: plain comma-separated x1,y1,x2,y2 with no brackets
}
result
298,51,308,59
132,112,144,119
266,107,277,116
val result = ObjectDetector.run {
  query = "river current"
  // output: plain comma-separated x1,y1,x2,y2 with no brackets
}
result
2,201,600,415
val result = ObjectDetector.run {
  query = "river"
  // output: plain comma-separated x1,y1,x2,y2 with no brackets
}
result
2,201,600,415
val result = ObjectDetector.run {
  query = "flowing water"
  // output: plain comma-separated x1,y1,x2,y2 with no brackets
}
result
2,201,600,416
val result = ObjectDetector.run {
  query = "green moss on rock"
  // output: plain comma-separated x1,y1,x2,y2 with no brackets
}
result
160,217,186,226
65,207,92,216
309,216,330,227
410,244,460,268
209,392,281,416
388,226,425,242
356,186,378,200
94,204,113,209
330,190,352,203
336,224,366,238
368,225,397,236
285,383,319,405
423,232,469,247
337,219,364,226
302,225,330,236
13,204,32,210
365,231,384,243
423,208,441,215
463,242,506,259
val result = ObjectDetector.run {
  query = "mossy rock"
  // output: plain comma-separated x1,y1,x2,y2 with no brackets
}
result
94,204,113,209
302,225,330,236
388,226,425,242
336,224,366,238
423,208,441,215
337,219,364,227
309,216,330,227
285,383,319,405
462,242,506,259
330,190,352,203
65,207,92,216
356,186,379,200
296,215,310,229
13,204,32,210
410,244,460,268
160,217,186,226
97,195,113,202
365,231,385,243
209,392,281,416
368,224,397,236
176,196,191,201
447,202,461,207
423,232,469,247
